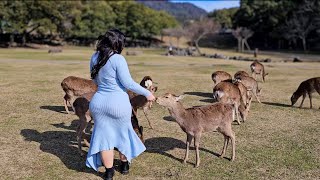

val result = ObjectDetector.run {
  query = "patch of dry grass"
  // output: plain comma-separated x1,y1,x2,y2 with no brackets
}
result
0,47,319,180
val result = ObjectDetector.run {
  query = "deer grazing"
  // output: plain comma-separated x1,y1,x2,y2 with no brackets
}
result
291,77,320,109
156,93,236,167
234,70,249,80
73,92,144,156
234,75,261,103
61,76,97,114
250,60,268,82
211,71,232,87
213,81,249,124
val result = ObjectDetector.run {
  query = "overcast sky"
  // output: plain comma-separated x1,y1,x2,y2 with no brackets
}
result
170,0,240,12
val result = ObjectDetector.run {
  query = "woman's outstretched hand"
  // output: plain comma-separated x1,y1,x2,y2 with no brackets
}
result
147,94,156,102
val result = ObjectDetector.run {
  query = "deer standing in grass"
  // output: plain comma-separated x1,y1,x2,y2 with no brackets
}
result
156,93,236,167
234,71,249,80
250,60,268,82
61,76,97,114
211,71,232,87
213,81,249,124
235,75,261,103
291,77,320,109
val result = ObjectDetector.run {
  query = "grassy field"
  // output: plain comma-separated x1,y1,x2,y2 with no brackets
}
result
0,47,319,180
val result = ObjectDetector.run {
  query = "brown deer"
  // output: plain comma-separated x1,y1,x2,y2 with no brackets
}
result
211,71,232,87
73,92,144,156
250,60,268,82
233,81,252,110
234,71,249,80
61,76,97,114
291,77,320,109
130,85,158,129
235,76,261,103
213,81,249,124
156,93,236,167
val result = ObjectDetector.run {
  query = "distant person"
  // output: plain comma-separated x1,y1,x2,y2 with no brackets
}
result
87,29,155,180
168,44,173,56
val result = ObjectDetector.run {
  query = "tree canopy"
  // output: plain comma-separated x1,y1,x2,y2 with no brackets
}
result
0,0,178,45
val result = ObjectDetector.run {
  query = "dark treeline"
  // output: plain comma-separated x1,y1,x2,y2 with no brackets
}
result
209,0,320,51
0,0,177,47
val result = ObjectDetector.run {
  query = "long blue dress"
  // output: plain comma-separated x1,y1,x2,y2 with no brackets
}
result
86,52,151,171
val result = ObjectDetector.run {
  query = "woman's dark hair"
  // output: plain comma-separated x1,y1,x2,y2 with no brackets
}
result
90,29,126,79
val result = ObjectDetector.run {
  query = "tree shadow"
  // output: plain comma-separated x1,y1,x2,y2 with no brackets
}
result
144,137,221,166
20,129,101,178
262,101,292,108
184,92,212,98
40,105,70,114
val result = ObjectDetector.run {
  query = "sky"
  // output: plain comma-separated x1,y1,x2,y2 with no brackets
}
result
170,0,240,12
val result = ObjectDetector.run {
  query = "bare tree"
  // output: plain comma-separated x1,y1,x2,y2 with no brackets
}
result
232,27,254,52
184,18,220,55
162,27,185,48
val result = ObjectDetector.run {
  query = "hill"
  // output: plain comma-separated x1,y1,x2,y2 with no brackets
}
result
136,0,207,23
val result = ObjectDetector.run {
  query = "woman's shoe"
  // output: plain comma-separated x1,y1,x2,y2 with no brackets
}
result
104,167,114,180
120,161,129,175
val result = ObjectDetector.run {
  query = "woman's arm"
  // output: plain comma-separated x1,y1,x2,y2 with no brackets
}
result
115,55,151,97
90,52,98,84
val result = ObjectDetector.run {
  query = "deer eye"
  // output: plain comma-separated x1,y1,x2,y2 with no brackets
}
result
165,97,169,98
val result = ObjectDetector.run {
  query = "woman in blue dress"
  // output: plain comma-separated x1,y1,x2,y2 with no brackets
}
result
86,29,155,180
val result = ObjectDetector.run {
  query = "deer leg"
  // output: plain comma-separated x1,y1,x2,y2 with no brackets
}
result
299,94,306,108
234,103,241,125
77,115,89,156
194,133,201,168
83,115,91,147
220,135,229,158
252,90,261,103
143,107,153,129
63,95,70,114
183,133,193,164
308,93,313,109
222,125,236,162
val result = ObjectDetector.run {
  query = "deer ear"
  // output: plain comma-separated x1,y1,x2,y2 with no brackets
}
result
175,95,185,101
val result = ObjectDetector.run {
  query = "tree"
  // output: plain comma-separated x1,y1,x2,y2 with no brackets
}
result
208,7,238,29
185,18,220,55
232,27,253,52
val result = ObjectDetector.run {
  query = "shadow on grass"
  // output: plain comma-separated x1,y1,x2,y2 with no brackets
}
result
262,101,292,108
144,137,221,166
184,92,212,98
40,105,70,114
20,128,101,178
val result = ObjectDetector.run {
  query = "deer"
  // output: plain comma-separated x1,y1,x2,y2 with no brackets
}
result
234,75,261,103
61,76,97,114
250,60,268,82
211,71,232,87
291,77,320,109
213,81,249,124
234,71,249,80
156,93,236,168
130,85,158,129
73,92,144,156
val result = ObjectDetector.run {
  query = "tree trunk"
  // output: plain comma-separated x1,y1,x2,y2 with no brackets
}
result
241,38,245,52
301,37,307,52
195,40,201,55
9,34,14,47
22,32,27,47
244,39,251,51
237,38,241,52
177,37,180,48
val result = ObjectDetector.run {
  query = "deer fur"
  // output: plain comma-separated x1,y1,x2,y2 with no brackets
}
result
250,60,268,82
235,76,261,103
127,76,153,99
73,93,144,156
61,76,97,114
156,93,236,167
130,85,158,129
213,81,249,124
234,71,249,80
291,77,320,109
211,71,232,87
233,81,253,110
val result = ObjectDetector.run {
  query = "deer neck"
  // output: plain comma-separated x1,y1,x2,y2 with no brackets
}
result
167,102,187,126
